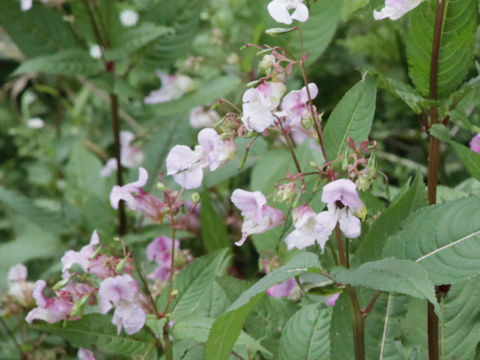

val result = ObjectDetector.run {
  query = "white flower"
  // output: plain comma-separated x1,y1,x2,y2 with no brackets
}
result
89,45,102,59
144,71,195,104
27,118,44,129
189,106,221,129
267,0,309,25
100,131,144,177
120,9,139,27
241,82,286,133
20,0,32,11
373,0,424,21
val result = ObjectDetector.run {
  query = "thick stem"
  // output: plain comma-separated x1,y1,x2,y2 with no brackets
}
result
346,286,365,360
426,1,446,358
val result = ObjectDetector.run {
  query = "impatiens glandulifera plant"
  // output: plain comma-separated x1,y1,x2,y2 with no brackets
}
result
0,0,480,359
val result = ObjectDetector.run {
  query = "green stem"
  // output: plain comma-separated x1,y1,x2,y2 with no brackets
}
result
346,286,365,360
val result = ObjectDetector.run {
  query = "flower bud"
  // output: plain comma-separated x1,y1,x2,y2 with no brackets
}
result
190,192,200,203
70,294,91,317
301,116,314,130
156,182,166,191
265,27,296,36
52,277,70,291
259,54,276,75
115,257,130,274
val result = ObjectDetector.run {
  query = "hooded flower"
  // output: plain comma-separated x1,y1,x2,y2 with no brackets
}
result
189,106,221,129
241,82,286,133
146,236,179,281
110,167,166,222
144,71,195,104
61,231,100,277
98,274,146,335
470,134,480,154
231,189,285,246
25,280,73,324
267,0,309,25
166,128,235,189
280,83,318,128
266,277,296,298
101,131,144,177
78,348,96,360
373,0,424,21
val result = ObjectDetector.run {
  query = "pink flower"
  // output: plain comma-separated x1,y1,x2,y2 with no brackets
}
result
25,280,73,324
110,167,166,223
326,293,340,307
266,277,296,298
101,131,144,177
470,133,480,154
373,0,424,21
189,106,221,128
98,274,146,335
61,231,100,277
144,70,195,104
267,0,309,25
7,264,34,305
231,189,285,246
166,128,235,189
8,264,27,282
78,348,96,360
241,82,286,132
146,236,179,281
280,83,318,128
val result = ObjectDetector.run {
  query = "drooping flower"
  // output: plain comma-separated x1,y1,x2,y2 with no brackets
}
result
373,0,424,21
470,134,480,154
231,189,285,246
146,236,179,281
166,128,235,189
120,9,139,27
189,106,221,129
7,264,35,305
101,131,145,177
241,82,286,133
280,83,318,128
267,0,309,25
266,277,296,298
144,71,195,104
98,274,146,335
78,348,96,360
25,280,73,324
110,167,166,223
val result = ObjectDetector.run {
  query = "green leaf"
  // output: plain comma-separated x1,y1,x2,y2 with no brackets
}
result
323,77,377,161
378,76,428,114
354,172,428,264
205,293,264,360
31,314,154,356
106,23,174,61
278,304,331,360
330,258,439,311
0,186,69,235
148,76,240,117
288,0,343,64
430,124,480,181
383,196,480,284
200,191,231,251
0,2,80,57
13,50,103,77
329,292,354,359
407,0,478,98
229,252,321,311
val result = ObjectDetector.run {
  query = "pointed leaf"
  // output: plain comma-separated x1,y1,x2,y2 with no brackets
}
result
200,191,231,251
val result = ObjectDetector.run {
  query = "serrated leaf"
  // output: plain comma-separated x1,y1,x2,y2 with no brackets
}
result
430,124,480,181
379,76,428,114
13,50,103,77
278,304,331,360
323,77,377,161
329,292,354,359
407,0,478,98
383,196,480,284
0,2,80,57
31,314,154,356
331,258,439,312
354,172,428,264
200,191,231,251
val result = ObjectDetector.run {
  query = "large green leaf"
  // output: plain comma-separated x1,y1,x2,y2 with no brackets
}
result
383,196,480,284
354,173,428,265
0,2,80,57
200,191,231,251
13,49,103,77
288,0,343,64
330,258,439,312
430,124,480,181
32,314,154,356
329,293,354,359
323,77,377,161
278,304,331,360
407,0,478,98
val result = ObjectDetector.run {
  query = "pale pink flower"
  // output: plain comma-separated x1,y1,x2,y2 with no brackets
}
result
98,274,146,335
189,106,221,128
326,293,340,306
231,189,285,246
266,277,296,298
101,131,144,177
267,0,309,25
146,236,179,281
373,0,424,21
470,134,480,154
110,167,166,222
78,348,96,360
21,0,33,10
241,82,286,132
281,83,318,128
61,231,100,278
144,71,195,104
25,280,73,324
8,264,28,282
7,264,34,305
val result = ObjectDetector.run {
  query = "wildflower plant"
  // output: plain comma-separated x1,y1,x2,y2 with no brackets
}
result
0,0,480,360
